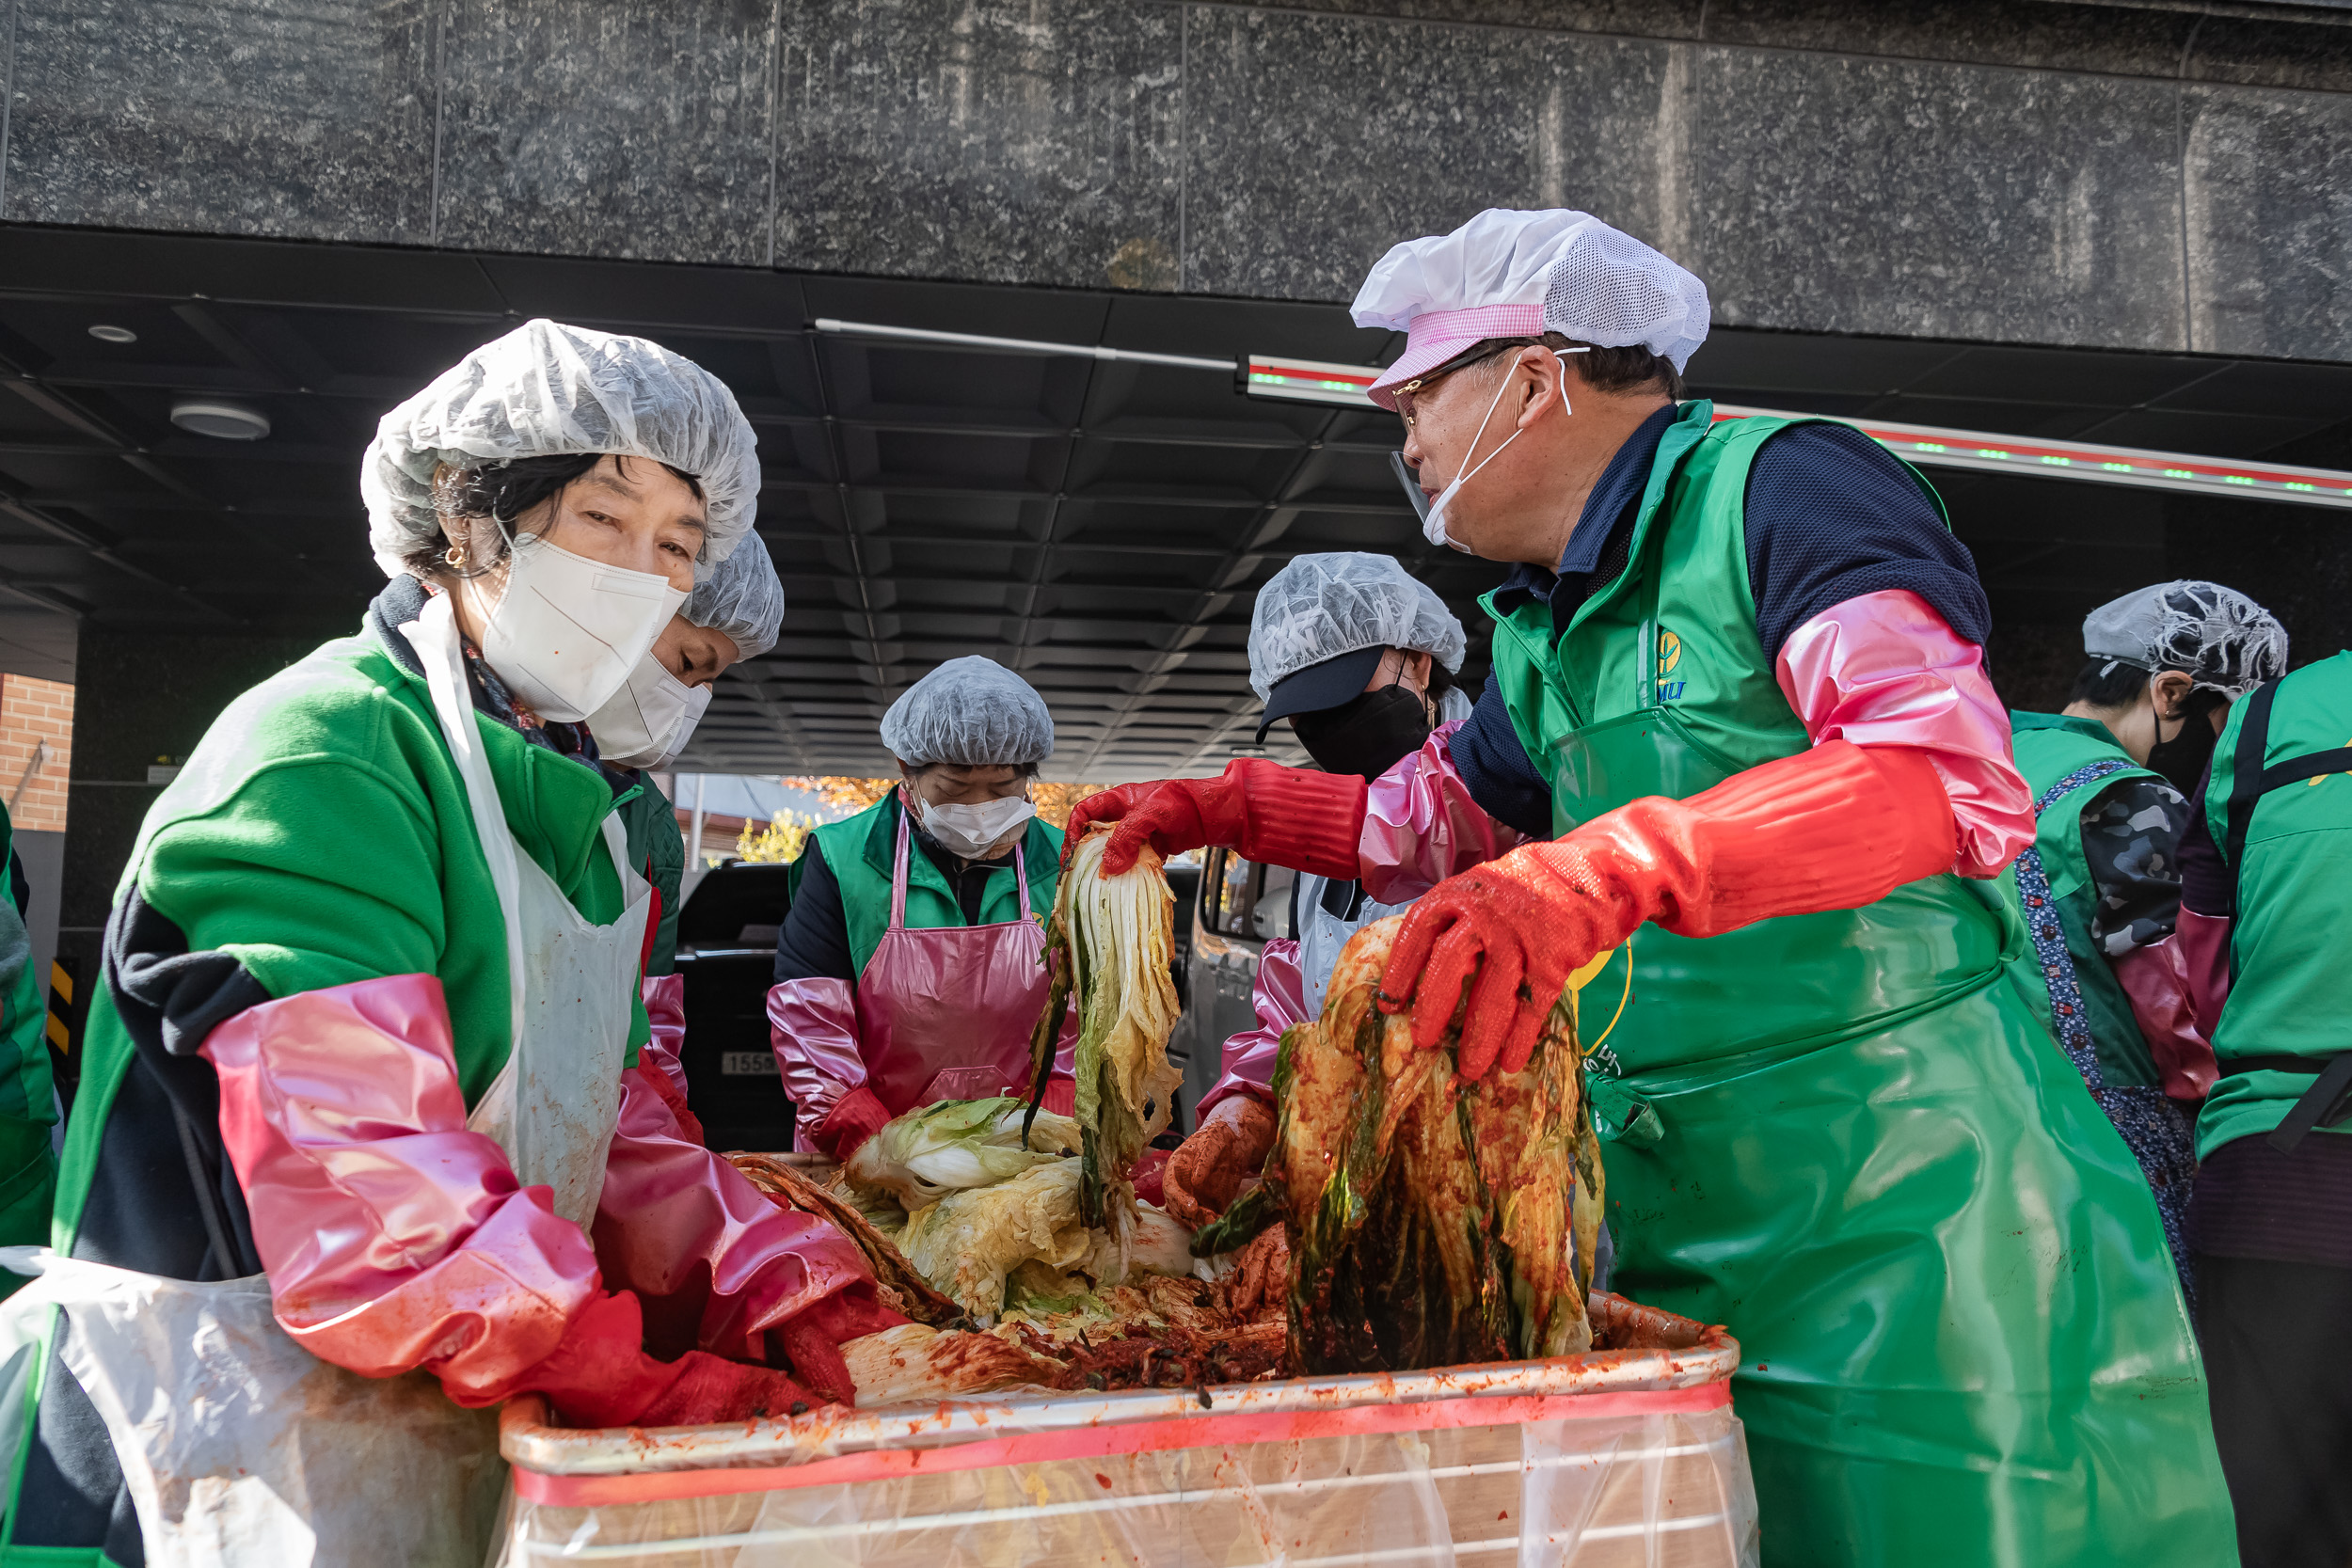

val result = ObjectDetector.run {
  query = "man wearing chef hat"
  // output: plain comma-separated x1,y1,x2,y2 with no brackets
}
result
1075,211,2235,1565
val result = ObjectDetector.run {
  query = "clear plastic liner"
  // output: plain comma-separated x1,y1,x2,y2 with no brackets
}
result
493,1295,1756,1567
497,1405,1751,1566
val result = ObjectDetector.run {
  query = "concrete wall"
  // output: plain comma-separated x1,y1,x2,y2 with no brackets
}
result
2,0,2346,361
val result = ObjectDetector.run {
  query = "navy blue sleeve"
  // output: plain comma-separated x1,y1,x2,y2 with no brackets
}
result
1451,672,1556,840
1743,423,1992,662
771,837,857,985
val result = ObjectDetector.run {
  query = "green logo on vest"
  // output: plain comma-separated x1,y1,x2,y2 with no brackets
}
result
1657,627,1688,702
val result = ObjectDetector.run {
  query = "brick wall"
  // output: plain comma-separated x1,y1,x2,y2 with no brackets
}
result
0,675,73,832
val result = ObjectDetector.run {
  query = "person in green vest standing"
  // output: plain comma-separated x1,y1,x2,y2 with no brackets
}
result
0,799,54,1303
2001,581,2287,1291
767,657,1075,1161
4,323,898,1563
2174,649,2352,1566
1073,209,2237,1565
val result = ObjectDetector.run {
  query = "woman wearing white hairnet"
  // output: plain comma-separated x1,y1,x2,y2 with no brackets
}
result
766,657,1079,1163
8,322,894,1563
596,536,787,977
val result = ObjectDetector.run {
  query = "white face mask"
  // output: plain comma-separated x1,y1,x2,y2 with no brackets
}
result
473,530,688,722
586,651,713,770
914,792,1037,860
1419,352,1579,553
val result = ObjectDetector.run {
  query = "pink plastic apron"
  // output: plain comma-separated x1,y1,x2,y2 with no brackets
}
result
853,811,1074,1114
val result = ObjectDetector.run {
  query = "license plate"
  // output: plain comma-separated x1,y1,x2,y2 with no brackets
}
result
721,1052,778,1077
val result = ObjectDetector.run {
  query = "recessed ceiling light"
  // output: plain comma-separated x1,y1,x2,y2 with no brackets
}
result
169,399,271,441
87,324,137,344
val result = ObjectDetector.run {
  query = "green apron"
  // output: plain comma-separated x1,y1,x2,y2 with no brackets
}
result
1487,404,2235,1566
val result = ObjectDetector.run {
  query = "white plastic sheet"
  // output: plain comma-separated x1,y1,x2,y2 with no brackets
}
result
493,1402,1755,1567
0,1248,503,1568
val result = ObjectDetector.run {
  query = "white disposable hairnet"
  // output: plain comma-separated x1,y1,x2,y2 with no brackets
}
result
361,318,761,578
2082,580,2288,701
1352,209,1710,371
1248,553,1467,703
681,538,783,662
881,657,1056,767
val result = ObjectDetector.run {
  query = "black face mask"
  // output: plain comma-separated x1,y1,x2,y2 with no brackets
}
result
2145,688,2230,797
1291,685,1435,783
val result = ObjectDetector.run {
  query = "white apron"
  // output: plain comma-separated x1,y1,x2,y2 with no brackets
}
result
1,590,652,1566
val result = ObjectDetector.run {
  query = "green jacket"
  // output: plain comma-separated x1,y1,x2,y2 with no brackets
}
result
2199,650,2352,1158
56,612,649,1246
617,774,685,976
808,792,1060,977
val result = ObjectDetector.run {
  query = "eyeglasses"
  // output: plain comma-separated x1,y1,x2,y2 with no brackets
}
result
1393,340,1587,427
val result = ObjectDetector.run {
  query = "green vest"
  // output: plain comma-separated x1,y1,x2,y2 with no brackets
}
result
617,774,686,976
2198,650,2352,1159
1480,402,2233,1568
0,801,56,1297
2000,712,2167,1092
811,792,1061,977
52,624,648,1253
1484,404,2016,1074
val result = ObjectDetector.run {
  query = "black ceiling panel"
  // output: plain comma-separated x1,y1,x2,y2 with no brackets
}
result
1,225,2344,781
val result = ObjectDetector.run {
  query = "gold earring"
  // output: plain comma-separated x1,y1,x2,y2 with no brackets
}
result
444,545,466,567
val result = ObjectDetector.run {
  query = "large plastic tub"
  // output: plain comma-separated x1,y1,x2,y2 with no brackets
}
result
490,1291,1756,1567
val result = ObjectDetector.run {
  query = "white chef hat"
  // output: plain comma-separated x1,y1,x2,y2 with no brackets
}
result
1352,210,1710,410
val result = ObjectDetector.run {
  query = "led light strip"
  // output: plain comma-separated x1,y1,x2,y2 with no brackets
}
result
1240,351,2352,511
812,331,2352,512
1240,354,1382,406
1711,404,2352,511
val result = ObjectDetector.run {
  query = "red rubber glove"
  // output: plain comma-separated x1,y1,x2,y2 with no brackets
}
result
810,1085,894,1162
771,1287,911,1406
1162,1097,1277,1228
1380,742,1958,1081
1069,760,1368,879
1062,783,1158,869
522,1291,822,1427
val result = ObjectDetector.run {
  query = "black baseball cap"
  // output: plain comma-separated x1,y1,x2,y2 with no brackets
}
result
1253,645,1386,744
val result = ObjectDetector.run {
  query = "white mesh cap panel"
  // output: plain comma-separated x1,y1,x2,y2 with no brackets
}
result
1248,553,1467,702
1540,222,1711,371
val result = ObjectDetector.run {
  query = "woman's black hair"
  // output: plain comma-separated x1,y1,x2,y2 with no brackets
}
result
2068,657,2153,709
404,452,707,580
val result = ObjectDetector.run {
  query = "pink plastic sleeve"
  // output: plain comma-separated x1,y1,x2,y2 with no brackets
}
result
1773,589,2032,879
640,974,689,1099
2110,937,2219,1103
593,1065,878,1363
767,976,865,1129
1360,721,1529,904
2175,905,2233,1039
1198,938,1307,1117
199,974,599,1400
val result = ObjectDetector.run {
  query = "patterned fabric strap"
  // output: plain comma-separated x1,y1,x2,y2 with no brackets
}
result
2015,754,2198,1296
2016,758,2133,1090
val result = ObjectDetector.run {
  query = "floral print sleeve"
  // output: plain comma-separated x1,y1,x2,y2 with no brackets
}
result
2079,776,2191,957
